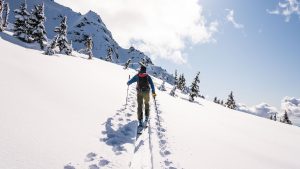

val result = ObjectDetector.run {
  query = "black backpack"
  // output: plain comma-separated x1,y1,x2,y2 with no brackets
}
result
137,74,150,91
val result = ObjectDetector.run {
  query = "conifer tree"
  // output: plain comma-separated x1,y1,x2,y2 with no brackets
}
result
282,111,292,125
124,59,131,69
225,91,237,109
0,0,4,31
105,47,113,62
158,81,166,91
214,97,218,103
174,70,178,86
53,16,72,55
177,74,186,91
189,72,200,102
13,0,32,42
29,3,47,49
170,86,177,96
84,36,93,59
220,100,224,106
2,2,9,29
44,35,58,55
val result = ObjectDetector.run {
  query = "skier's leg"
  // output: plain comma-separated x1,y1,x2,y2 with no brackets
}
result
137,91,144,122
144,91,150,118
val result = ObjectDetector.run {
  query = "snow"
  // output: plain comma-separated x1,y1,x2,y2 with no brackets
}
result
1,31,300,169
9,0,175,84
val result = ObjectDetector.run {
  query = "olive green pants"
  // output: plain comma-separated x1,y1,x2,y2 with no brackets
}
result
137,91,150,121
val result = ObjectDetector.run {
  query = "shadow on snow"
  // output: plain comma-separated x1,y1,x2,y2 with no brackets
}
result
101,118,137,154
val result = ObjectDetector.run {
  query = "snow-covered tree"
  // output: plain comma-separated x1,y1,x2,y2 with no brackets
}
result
174,70,178,86
29,3,47,49
214,97,218,103
53,16,72,55
44,35,58,55
189,72,200,102
225,91,237,110
177,74,186,91
281,111,292,125
105,47,113,62
274,114,277,121
84,36,93,59
2,2,9,29
170,86,177,96
124,59,131,69
0,0,4,31
13,1,32,42
158,81,166,91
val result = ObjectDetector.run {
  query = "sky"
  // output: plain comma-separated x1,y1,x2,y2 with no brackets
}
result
56,0,300,109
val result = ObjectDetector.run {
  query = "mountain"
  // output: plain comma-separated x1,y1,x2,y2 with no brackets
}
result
1,31,300,169
8,0,174,84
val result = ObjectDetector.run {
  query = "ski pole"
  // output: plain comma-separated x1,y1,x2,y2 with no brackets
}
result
125,75,130,108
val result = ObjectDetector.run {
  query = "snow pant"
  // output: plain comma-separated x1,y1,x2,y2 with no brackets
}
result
137,91,150,121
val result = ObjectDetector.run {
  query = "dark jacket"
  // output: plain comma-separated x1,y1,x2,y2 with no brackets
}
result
127,73,155,94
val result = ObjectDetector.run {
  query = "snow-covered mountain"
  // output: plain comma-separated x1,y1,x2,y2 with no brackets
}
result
1,31,300,169
8,0,174,83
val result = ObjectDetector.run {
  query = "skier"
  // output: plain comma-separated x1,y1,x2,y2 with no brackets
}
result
127,65,156,128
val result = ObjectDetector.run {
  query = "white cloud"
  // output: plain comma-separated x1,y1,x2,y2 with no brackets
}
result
56,0,218,64
267,0,300,22
237,103,278,118
225,9,244,29
281,96,300,117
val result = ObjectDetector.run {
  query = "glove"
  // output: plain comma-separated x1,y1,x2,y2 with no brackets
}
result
152,93,157,97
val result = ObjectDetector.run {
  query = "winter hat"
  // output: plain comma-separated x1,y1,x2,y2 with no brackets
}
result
140,65,147,73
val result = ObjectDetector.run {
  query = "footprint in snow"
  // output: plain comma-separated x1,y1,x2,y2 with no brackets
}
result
88,164,99,169
99,159,110,167
64,164,75,169
85,152,97,162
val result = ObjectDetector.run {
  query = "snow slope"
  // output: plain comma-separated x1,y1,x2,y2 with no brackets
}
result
1,33,300,169
8,0,174,84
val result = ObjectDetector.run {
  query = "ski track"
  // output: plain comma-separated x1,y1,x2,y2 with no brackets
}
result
64,86,178,169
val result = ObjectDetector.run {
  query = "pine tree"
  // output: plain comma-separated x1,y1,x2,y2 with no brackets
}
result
220,100,224,106
54,16,72,55
274,114,277,121
124,59,131,69
170,86,177,96
177,74,186,91
29,3,47,49
225,91,237,109
0,0,4,31
189,72,200,102
174,70,178,86
158,81,166,91
2,2,9,29
270,115,273,120
214,97,218,103
105,47,113,62
282,111,292,125
13,0,32,42
84,36,93,59
44,35,58,55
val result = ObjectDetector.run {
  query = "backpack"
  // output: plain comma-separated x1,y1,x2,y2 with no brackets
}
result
137,73,150,91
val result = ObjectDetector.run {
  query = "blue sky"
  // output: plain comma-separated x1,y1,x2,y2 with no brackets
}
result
156,0,300,108
57,0,300,109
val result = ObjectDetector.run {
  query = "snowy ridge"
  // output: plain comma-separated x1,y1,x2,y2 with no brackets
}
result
8,0,175,84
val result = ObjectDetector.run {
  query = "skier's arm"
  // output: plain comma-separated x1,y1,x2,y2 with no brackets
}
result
148,76,156,94
127,75,138,85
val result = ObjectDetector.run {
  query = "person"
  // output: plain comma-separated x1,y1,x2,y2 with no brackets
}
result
127,65,156,127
